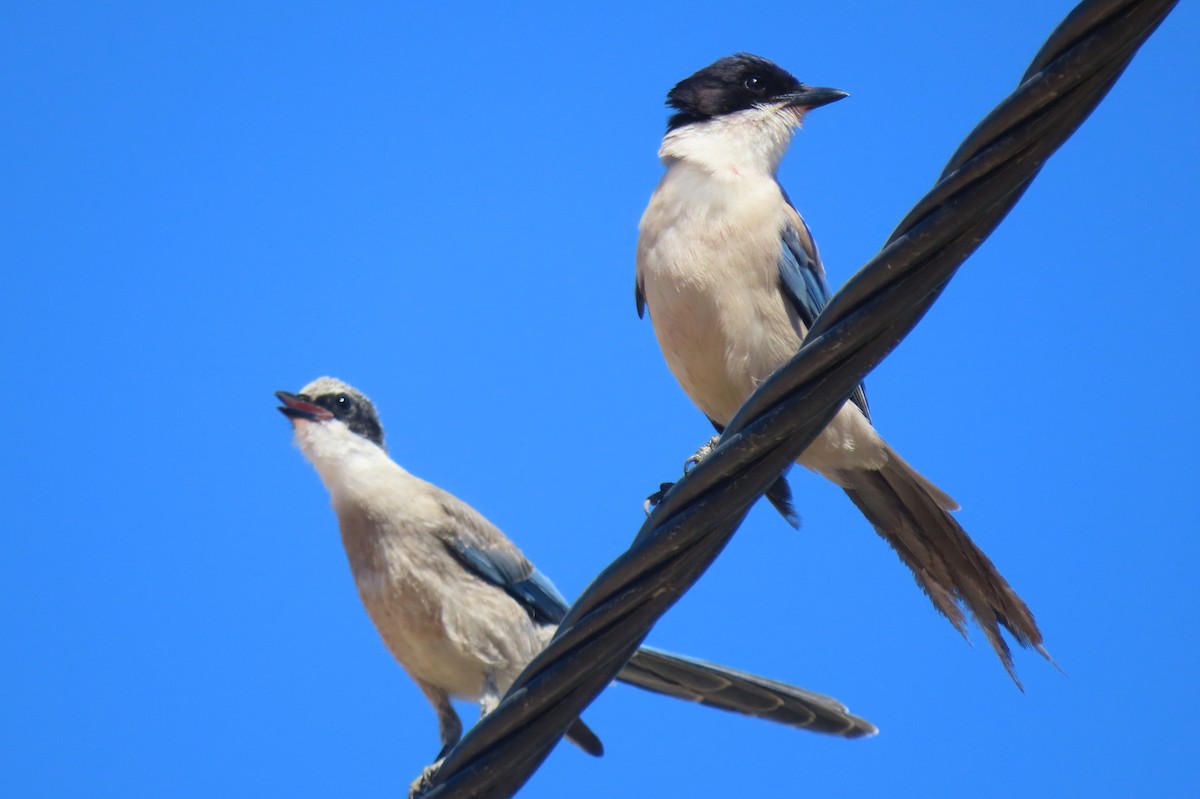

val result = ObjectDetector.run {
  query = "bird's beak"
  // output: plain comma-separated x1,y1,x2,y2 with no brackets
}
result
779,86,849,110
276,391,334,422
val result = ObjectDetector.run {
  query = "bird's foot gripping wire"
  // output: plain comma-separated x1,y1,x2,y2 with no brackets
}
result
644,434,800,529
408,758,444,799
643,435,723,516
684,434,722,473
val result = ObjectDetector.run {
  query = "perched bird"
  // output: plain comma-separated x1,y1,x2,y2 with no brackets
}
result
276,377,874,769
634,54,1047,681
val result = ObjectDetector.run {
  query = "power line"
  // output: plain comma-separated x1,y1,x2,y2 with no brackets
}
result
418,1,1179,796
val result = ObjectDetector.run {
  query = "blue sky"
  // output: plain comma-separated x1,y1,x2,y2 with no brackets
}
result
3,2,1197,797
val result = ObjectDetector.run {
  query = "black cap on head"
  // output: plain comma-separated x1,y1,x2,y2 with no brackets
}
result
666,53,846,132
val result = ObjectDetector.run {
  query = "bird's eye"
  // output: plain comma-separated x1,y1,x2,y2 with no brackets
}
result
334,394,355,417
744,75,765,93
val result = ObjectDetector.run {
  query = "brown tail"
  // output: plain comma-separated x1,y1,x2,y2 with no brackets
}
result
836,446,1049,685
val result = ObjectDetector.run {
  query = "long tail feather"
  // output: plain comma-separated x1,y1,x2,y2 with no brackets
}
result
837,445,1048,685
618,647,876,738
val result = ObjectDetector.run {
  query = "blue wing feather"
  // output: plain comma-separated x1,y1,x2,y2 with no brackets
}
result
779,223,832,332
444,540,570,626
778,200,870,419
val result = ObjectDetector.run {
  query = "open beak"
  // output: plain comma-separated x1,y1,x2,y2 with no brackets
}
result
276,391,334,422
779,85,849,110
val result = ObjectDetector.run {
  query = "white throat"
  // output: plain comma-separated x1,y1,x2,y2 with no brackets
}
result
659,103,802,178
291,419,400,506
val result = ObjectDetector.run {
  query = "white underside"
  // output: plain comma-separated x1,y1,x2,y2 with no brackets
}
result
637,138,889,477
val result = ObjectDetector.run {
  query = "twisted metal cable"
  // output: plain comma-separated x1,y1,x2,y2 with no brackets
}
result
419,2,1178,796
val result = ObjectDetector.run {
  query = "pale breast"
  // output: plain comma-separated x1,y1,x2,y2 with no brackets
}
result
351,539,549,701
637,165,805,426
637,163,890,473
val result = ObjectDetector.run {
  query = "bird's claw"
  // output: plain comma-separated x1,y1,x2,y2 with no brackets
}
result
683,435,722,473
645,436,722,515
408,759,445,799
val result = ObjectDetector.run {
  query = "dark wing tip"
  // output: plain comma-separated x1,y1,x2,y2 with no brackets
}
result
566,718,604,757
765,475,801,529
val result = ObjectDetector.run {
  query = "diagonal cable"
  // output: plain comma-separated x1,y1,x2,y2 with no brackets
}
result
418,2,1178,796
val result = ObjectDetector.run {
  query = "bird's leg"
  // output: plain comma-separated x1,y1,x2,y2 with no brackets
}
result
411,673,505,797
644,434,723,515
479,672,500,717
426,686,463,757
409,681,462,798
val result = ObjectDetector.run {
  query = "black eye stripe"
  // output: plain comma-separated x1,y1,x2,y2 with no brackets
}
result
313,393,355,418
